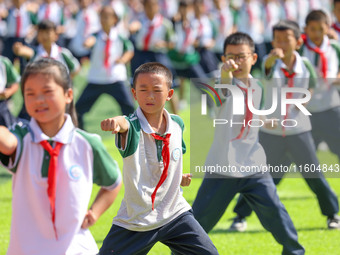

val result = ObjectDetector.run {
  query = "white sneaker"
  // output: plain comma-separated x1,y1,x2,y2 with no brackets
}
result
229,216,247,232
327,215,340,229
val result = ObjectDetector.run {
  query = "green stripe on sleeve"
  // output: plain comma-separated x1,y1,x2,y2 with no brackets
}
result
0,123,30,173
302,57,317,89
76,130,121,187
170,115,186,154
117,115,141,158
2,56,20,84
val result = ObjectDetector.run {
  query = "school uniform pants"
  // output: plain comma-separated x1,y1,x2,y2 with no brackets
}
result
197,47,219,76
310,106,340,161
98,210,219,255
192,172,305,255
0,100,17,127
233,131,339,218
3,37,28,74
75,81,135,129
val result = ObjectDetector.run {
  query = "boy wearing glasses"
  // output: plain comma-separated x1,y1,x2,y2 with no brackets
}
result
192,32,305,254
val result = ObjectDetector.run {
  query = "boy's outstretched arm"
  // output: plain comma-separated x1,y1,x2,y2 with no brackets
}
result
101,116,129,148
101,116,129,134
12,42,34,59
0,126,17,157
81,182,122,229
264,48,284,75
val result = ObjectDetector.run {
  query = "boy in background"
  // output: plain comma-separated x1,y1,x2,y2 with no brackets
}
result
13,19,80,76
76,5,135,129
0,55,20,127
300,10,340,163
192,32,305,255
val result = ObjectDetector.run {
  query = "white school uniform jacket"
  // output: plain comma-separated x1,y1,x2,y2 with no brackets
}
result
0,3,7,36
205,76,267,177
134,14,175,53
236,1,264,44
6,4,36,38
37,2,64,25
113,107,191,231
1,115,121,255
68,7,101,56
87,28,134,84
193,15,214,48
300,36,340,112
210,7,234,54
263,2,283,42
260,51,316,136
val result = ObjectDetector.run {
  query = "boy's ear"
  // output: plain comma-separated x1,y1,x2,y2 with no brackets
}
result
167,89,174,101
251,53,258,65
296,37,303,49
221,55,226,63
65,88,73,104
131,88,137,100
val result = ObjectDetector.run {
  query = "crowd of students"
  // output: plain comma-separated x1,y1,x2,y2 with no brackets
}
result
0,0,340,254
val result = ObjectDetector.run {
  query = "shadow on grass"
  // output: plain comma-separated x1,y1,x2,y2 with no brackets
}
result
211,226,326,235
278,196,314,201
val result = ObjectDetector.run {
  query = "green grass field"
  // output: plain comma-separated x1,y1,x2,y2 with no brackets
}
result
0,69,340,254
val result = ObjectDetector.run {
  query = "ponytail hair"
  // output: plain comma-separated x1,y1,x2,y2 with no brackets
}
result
21,58,78,127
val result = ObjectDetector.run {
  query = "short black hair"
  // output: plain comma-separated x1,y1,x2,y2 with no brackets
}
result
305,10,329,26
335,0,340,4
223,32,255,53
133,62,173,89
38,19,57,31
273,20,301,40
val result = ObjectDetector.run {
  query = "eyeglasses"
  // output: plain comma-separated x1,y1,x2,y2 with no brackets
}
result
225,53,253,62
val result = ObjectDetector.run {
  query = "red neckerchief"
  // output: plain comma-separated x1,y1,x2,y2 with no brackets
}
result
143,14,163,51
181,22,191,52
44,4,50,20
232,84,253,141
16,11,21,38
39,140,63,240
281,68,296,137
332,23,340,33
150,133,171,210
301,34,327,79
104,35,111,70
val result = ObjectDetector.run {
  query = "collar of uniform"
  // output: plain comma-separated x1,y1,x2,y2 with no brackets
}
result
37,43,59,58
144,13,162,26
136,106,172,135
278,51,304,74
29,114,75,144
307,35,329,52
233,74,253,89
99,27,118,41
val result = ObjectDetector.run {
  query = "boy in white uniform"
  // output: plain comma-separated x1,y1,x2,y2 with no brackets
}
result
99,62,218,255
0,55,20,127
300,10,340,163
68,0,101,61
192,32,304,255
0,58,122,255
75,5,134,129
13,20,80,75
